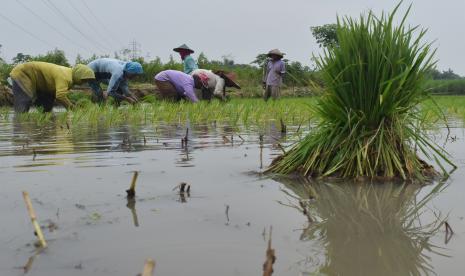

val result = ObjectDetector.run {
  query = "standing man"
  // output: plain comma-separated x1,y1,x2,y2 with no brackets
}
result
9,61,95,113
263,49,286,101
87,58,143,104
173,44,199,74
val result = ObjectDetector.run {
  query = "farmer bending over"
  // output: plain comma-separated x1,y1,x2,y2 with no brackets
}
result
10,61,95,113
87,58,143,104
191,69,241,100
154,70,204,102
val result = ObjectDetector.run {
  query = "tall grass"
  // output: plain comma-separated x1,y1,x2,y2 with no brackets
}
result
268,3,455,180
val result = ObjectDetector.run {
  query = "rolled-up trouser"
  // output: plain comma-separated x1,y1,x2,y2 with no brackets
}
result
154,80,181,101
264,85,281,101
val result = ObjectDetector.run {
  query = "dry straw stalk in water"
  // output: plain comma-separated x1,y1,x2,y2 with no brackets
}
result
22,191,47,248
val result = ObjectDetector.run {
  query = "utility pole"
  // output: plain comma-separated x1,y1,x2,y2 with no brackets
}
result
129,40,141,60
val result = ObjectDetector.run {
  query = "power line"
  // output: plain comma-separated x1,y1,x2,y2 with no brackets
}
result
79,0,123,47
44,0,110,52
40,0,111,53
0,11,55,48
16,0,95,53
67,0,114,50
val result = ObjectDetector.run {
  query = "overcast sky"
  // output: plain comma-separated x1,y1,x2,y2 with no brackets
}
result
0,0,464,74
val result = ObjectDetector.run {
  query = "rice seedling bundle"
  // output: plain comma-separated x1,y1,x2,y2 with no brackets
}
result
269,4,454,180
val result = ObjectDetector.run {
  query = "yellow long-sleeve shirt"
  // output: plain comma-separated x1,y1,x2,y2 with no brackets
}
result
10,62,94,109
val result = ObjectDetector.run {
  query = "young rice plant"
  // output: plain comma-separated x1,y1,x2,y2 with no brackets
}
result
268,3,455,181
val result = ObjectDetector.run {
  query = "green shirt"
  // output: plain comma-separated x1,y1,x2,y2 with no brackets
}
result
183,55,198,74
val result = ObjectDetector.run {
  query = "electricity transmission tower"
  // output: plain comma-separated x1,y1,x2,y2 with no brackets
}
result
129,40,141,60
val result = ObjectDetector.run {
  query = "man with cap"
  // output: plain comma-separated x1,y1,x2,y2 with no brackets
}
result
9,61,95,113
154,70,205,103
87,58,143,104
173,44,199,74
262,49,286,101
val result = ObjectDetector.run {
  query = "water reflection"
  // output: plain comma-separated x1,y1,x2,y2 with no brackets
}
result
0,113,309,174
277,177,448,276
126,197,140,227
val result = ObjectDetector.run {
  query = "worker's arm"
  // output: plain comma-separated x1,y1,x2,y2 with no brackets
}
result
278,61,286,75
88,80,106,102
120,80,135,97
106,71,126,101
182,84,199,102
120,80,138,103
55,80,74,110
214,76,226,98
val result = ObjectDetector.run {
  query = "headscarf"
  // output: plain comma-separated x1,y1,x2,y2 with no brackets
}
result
72,64,95,85
197,72,210,88
124,62,143,74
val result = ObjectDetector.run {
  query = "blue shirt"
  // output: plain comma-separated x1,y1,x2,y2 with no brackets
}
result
183,55,198,74
87,58,130,100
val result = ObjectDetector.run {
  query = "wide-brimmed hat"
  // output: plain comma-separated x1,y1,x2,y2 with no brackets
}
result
214,70,241,89
173,44,194,53
267,49,285,57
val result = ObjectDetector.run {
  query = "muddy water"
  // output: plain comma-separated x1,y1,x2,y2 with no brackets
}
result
0,114,464,276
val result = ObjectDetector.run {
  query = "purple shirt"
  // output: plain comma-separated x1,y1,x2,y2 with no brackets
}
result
264,60,286,86
154,70,198,102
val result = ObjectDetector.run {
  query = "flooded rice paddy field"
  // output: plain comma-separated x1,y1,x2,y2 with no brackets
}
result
0,110,464,275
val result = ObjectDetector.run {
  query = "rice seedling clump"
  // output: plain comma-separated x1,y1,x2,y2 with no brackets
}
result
269,4,454,181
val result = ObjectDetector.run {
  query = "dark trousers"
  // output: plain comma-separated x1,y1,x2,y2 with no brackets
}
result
13,80,54,113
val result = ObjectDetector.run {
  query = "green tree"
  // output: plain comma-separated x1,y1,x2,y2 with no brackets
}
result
251,53,268,68
197,52,209,68
32,48,70,66
222,54,235,67
12,53,32,64
311,24,338,48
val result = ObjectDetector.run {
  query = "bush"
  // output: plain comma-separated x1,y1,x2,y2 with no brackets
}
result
0,61,13,85
426,79,465,95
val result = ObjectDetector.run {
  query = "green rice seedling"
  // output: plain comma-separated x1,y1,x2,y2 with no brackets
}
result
268,3,455,181
0,106,10,120
9,98,316,130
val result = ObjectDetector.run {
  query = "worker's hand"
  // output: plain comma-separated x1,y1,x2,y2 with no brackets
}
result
67,103,76,111
125,95,139,104
123,96,136,104
129,95,139,103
